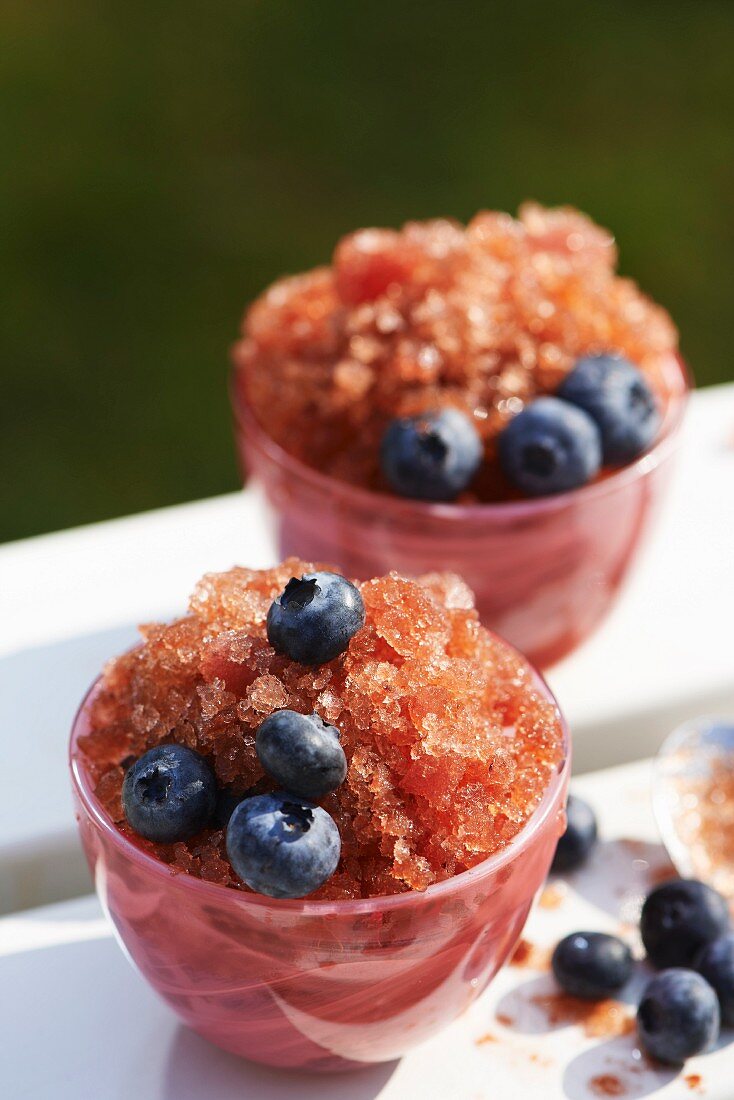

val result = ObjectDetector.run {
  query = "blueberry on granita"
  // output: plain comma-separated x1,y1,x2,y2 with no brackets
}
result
214,787,254,829
552,931,633,1000
380,408,482,502
551,793,598,873
226,792,341,899
256,710,347,801
640,878,730,970
266,570,365,665
122,744,216,843
637,969,720,1064
558,353,661,465
499,397,602,497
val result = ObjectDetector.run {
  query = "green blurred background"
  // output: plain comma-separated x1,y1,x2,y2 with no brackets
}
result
3,0,733,543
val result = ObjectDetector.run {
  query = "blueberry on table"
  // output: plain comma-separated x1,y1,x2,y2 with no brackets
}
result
552,931,633,1000
637,969,720,1064
498,397,601,497
256,710,347,800
558,353,660,465
640,879,730,969
551,794,598,873
380,408,482,502
122,744,216,843
226,792,341,899
694,933,734,1027
267,571,365,666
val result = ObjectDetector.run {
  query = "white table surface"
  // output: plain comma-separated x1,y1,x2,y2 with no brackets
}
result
1,384,733,914
3,759,731,1100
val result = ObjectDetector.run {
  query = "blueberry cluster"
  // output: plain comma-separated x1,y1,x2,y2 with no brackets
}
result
379,354,659,502
550,794,732,1065
501,354,660,497
122,571,365,899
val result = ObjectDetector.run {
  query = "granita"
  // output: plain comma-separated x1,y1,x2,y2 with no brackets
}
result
77,559,565,900
669,747,734,899
233,203,680,502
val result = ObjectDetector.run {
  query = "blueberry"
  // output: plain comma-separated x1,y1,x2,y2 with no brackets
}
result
267,571,365,666
498,397,601,497
551,794,598,873
640,879,730,969
380,408,482,502
215,788,247,829
552,932,633,1000
256,710,347,800
215,778,273,827
637,969,720,1064
226,791,341,899
694,933,734,1026
558,353,660,465
122,744,216,843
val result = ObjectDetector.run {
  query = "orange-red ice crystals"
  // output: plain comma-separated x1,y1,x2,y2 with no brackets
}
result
79,561,565,899
234,204,678,499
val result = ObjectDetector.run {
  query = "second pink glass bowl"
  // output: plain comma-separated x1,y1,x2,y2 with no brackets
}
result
233,354,689,668
70,675,569,1073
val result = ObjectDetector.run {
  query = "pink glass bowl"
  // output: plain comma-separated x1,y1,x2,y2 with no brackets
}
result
70,675,569,1072
232,354,689,668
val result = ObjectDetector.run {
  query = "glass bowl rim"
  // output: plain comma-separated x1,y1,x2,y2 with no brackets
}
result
70,655,570,918
230,353,691,521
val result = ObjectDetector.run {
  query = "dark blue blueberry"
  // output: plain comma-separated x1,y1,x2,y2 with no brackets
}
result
267,571,365,666
640,879,730,969
215,778,272,827
215,788,247,829
552,932,633,1000
498,397,601,497
694,933,734,1027
558,353,660,465
122,744,216,843
226,791,341,898
551,794,598,873
637,969,720,1064
380,408,482,502
256,710,347,800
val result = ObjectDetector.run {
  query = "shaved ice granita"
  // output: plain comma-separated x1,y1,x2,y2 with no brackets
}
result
71,560,569,1069
232,204,690,666
234,204,679,499
76,560,564,899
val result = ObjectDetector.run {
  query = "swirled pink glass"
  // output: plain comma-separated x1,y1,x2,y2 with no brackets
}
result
70,671,569,1072
232,354,689,668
